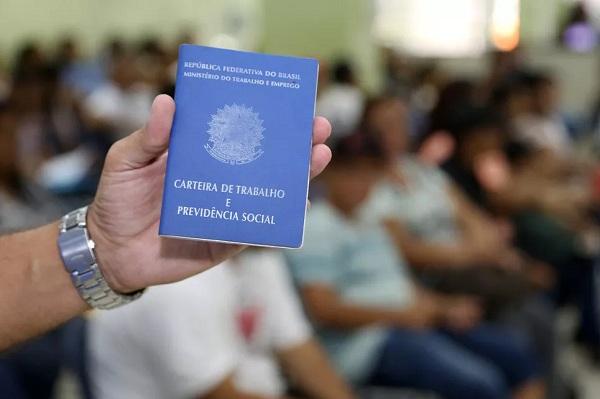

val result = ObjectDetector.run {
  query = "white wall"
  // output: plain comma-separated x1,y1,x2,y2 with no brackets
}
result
437,49,599,115
0,0,596,113
0,0,262,61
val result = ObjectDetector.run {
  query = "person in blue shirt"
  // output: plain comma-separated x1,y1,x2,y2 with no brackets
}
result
287,134,545,399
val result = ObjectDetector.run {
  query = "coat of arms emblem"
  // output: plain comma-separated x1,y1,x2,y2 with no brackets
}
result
205,104,265,165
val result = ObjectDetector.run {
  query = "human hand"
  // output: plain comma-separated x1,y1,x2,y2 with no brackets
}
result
397,291,441,329
87,94,332,293
441,296,482,331
461,238,502,266
525,260,556,290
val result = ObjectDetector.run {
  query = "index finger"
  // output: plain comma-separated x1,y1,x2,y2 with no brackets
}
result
312,116,332,145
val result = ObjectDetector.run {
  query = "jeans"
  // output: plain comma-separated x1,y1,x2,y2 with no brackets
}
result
0,330,62,399
368,325,539,399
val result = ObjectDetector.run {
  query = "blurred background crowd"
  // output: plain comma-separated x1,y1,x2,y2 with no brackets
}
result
1,0,600,398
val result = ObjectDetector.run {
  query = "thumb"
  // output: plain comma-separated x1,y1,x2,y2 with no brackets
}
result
104,94,175,172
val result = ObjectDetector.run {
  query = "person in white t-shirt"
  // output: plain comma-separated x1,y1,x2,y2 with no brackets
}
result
88,249,354,399
316,62,364,140
83,53,155,140
511,73,571,157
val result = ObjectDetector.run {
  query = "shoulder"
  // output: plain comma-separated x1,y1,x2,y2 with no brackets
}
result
85,84,120,111
305,201,342,233
358,180,398,223
402,155,449,186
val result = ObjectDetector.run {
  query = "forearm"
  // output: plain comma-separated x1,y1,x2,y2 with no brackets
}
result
278,339,354,399
0,222,88,350
402,240,476,268
202,376,277,399
449,185,495,239
383,219,474,268
204,392,269,399
488,177,546,214
311,300,411,330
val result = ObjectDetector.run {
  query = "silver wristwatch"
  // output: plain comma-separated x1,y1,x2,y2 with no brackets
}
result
57,206,144,309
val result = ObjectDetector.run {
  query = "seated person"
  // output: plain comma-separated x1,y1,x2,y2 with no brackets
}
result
358,97,560,383
441,105,600,355
89,249,354,399
443,106,592,240
0,101,81,399
511,72,572,157
492,73,595,196
286,135,545,399
83,52,154,141
358,96,552,299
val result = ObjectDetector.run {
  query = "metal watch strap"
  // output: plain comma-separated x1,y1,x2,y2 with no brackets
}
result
57,206,144,310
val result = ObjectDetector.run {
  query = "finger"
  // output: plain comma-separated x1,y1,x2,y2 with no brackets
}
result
105,94,175,172
310,143,332,179
312,116,332,145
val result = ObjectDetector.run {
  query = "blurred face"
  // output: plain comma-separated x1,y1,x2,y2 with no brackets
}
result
534,82,559,115
60,41,78,61
325,159,382,214
367,99,409,160
111,56,139,89
317,60,330,92
10,80,44,113
506,88,533,118
459,126,505,168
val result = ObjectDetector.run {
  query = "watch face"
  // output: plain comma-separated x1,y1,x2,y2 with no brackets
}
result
58,207,144,310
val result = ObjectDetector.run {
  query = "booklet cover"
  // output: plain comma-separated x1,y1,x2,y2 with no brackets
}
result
159,45,319,248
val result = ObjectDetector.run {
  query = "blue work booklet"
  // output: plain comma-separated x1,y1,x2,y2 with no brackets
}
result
159,45,319,248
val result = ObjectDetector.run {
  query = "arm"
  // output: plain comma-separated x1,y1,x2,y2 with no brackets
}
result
300,284,438,330
203,375,274,399
382,219,478,269
447,184,501,242
276,339,355,399
0,95,332,351
488,173,588,228
0,223,88,350
382,185,512,269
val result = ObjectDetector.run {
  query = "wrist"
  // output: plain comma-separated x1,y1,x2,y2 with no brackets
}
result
86,204,136,294
39,223,91,312
58,206,144,309
428,295,448,324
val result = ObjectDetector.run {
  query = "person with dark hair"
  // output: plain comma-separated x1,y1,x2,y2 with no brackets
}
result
559,1,598,52
53,37,80,74
136,37,172,92
359,97,534,277
511,72,573,156
287,133,545,399
443,105,600,361
82,51,155,140
357,97,562,392
332,60,356,85
0,101,81,399
416,79,477,166
427,79,478,135
12,41,46,82
316,60,364,140
0,102,67,229
444,105,591,233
